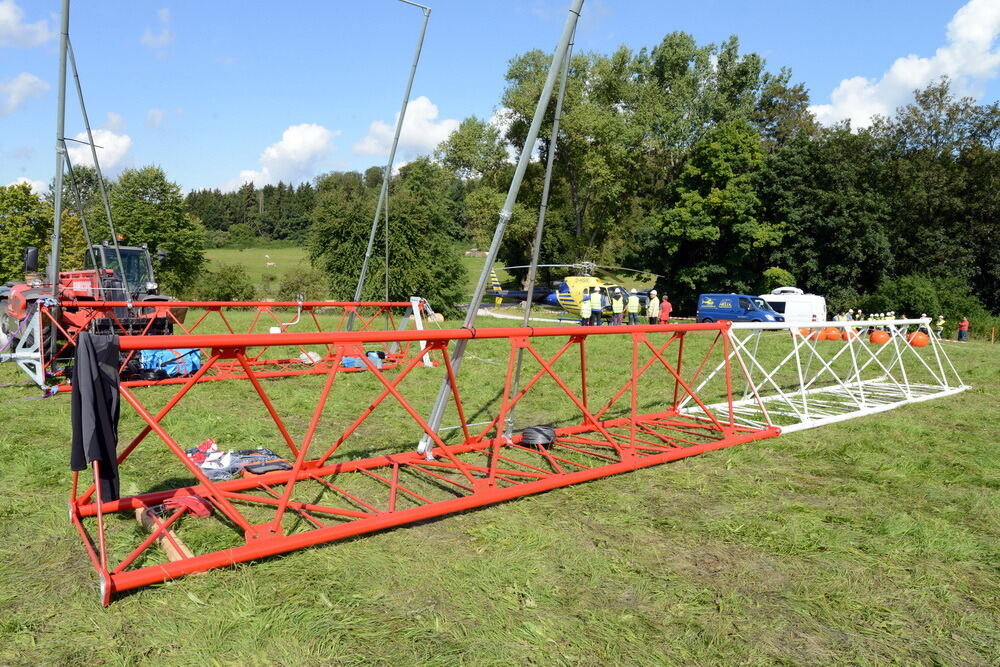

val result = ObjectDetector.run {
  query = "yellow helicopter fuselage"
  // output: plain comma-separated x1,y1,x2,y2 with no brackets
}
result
558,276,622,317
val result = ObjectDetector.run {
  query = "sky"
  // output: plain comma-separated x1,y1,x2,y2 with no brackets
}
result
2,0,999,194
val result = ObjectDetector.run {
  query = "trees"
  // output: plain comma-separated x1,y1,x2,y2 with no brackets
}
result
309,160,466,313
865,78,1000,311
490,31,807,297
753,68,819,150
758,126,892,310
0,183,51,282
0,182,87,282
103,167,206,295
193,263,255,301
435,116,508,186
648,120,772,300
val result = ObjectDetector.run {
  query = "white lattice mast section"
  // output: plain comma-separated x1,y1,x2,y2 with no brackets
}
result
681,319,969,434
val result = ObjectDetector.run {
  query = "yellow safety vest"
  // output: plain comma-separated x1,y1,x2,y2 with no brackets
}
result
647,297,659,317
611,297,624,314
627,295,640,313
580,295,592,318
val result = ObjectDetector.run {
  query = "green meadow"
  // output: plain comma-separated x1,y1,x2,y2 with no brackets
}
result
0,305,996,665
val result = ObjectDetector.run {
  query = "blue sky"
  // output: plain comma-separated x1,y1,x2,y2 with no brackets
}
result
2,0,998,193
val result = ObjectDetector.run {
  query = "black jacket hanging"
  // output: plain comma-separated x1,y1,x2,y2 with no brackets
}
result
70,333,121,502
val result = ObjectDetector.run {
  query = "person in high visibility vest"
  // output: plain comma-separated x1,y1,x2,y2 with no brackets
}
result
647,289,660,324
579,288,592,325
935,315,945,339
591,288,604,326
610,288,625,325
626,288,640,325
661,294,673,323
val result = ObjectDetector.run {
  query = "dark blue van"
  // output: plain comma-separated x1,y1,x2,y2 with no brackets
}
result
696,294,784,323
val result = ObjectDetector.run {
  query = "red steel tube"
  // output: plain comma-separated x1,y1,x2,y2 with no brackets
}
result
103,426,777,596
60,300,415,309
115,322,727,351
77,410,753,517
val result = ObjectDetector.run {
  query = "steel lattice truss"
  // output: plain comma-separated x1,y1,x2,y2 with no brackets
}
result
69,322,779,604
682,319,969,433
31,298,434,391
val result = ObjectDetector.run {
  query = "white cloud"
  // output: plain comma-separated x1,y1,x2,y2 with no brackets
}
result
66,115,133,171
0,71,48,115
7,176,46,194
353,96,460,160
104,111,126,132
146,108,165,128
140,8,173,51
0,0,53,48
234,123,339,187
811,0,1000,128
145,107,183,128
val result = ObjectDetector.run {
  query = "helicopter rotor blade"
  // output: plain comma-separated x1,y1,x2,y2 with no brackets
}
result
593,264,663,279
502,264,580,270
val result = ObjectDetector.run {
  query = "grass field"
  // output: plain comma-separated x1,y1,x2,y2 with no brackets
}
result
205,246,309,288
0,308,997,665
209,245,510,301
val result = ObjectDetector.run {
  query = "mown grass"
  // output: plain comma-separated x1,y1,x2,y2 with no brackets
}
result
0,315,997,665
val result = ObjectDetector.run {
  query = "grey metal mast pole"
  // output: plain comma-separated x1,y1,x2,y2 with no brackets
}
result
47,0,71,293
67,39,133,307
504,25,575,437
63,154,99,269
348,0,431,329
419,0,584,455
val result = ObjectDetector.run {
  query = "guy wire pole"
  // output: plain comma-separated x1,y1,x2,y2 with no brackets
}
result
419,0,585,455
348,0,431,330
63,154,100,272
48,0,71,294
505,25,575,438
67,38,133,308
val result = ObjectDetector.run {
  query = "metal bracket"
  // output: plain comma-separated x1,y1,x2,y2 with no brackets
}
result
0,309,46,388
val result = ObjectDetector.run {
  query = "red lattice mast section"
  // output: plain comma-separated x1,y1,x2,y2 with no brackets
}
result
39,299,429,390
69,322,778,604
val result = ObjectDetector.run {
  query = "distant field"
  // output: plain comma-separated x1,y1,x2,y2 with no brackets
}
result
208,246,504,300
205,246,308,286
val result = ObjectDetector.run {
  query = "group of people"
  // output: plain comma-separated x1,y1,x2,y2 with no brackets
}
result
578,287,672,326
829,310,970,341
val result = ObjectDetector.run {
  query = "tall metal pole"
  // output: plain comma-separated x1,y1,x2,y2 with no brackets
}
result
63,154,99,270
419,0,585,454
67,39,133,307
48,0,71,293
349,0,431,329
504,25,575,437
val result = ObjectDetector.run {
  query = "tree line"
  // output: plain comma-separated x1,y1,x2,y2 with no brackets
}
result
2,31,997,329
454,33,998,321
185,181,316,247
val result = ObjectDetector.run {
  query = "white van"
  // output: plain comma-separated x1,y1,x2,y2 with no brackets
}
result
759,287,827,324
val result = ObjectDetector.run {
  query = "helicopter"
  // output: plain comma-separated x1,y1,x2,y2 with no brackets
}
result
489,262,661,320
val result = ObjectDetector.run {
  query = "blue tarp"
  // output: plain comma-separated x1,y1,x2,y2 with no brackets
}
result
139,348,202,377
